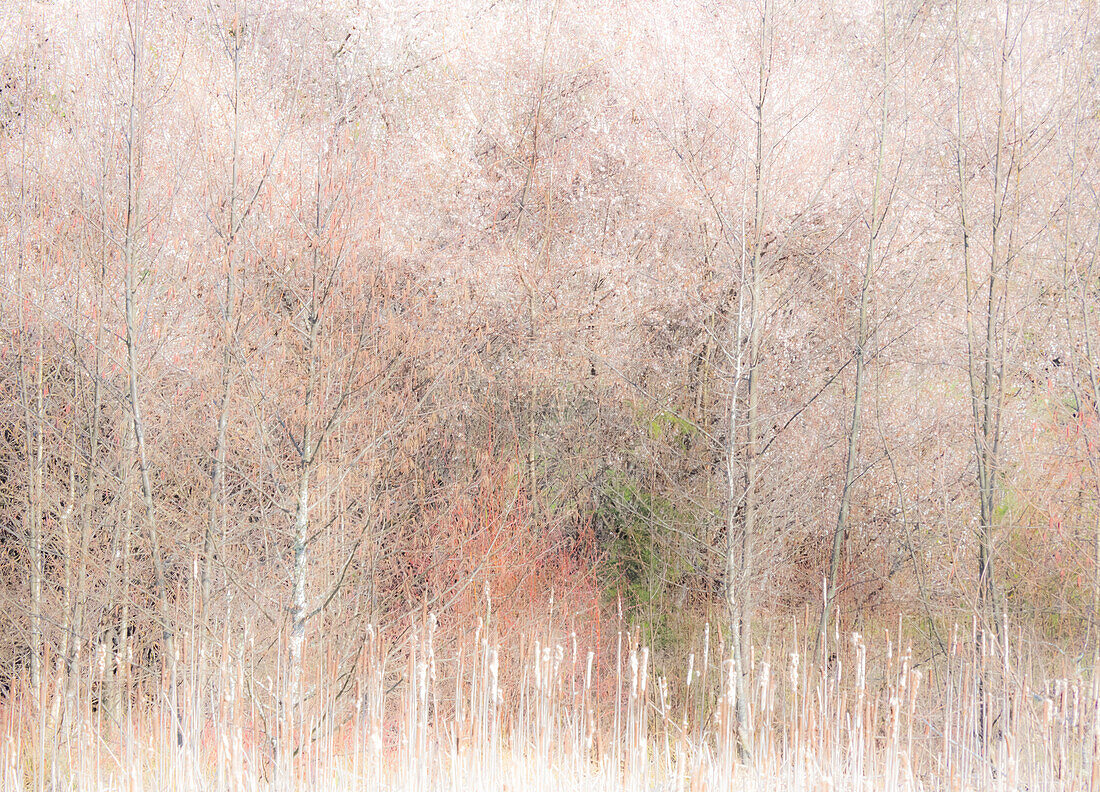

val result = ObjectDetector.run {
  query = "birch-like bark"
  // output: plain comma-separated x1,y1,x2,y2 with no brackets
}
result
724,213,750,758
287,161,324,722
724,3,771,759
288,409,313,707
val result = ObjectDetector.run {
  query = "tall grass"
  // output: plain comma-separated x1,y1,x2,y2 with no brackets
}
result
3,614,1097,791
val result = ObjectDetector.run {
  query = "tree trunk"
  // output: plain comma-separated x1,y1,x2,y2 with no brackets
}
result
64,225,105,722
54,364,77,731
14,74,44,714
819,3,890,650
957,0,1010,640
121,0,178,738
287,256,321,733
725,2,771,760
956,0,1014,759
200,14,242,736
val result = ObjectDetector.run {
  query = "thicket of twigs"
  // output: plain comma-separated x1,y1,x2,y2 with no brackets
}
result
3,0,1100,787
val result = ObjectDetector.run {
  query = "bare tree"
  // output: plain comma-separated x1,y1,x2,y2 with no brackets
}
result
723,0,774,757
1058,9,1100,645
954,0,1020,639
819,0,894,650
119,0,178,731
